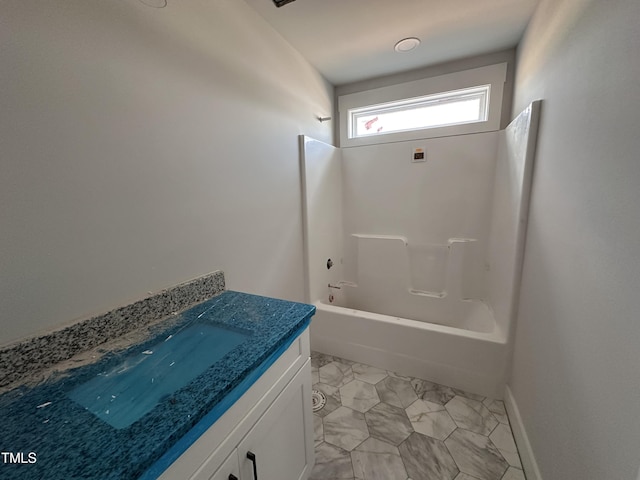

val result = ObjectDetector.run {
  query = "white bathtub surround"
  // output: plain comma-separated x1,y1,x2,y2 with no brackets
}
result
343,235,493,329
486,102,541,340
299,136,344,304
301,100,541,398
340,132,498,305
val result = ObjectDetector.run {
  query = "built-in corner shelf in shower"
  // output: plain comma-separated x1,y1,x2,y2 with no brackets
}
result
408,288,447,298
351,234,409,245
348,234,477,300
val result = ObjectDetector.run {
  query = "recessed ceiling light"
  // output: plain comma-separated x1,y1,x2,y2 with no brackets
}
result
394,37,421,53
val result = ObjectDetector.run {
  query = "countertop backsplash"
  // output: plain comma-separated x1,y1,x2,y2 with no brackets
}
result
0,271,226,391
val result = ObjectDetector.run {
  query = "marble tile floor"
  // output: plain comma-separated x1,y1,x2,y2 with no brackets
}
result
310,351,525,480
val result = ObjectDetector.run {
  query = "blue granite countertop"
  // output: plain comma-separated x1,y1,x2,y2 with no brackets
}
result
0,291,315,480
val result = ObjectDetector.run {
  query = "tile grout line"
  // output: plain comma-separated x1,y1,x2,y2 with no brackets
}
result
311,352,526,480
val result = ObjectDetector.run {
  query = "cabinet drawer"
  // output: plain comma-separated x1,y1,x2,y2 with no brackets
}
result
208,451,240,480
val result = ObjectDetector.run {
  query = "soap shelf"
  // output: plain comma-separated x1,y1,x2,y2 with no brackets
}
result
343,233,479,300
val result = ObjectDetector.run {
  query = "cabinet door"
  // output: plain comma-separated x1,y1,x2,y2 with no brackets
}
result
208,450,240,480
238,359,314,480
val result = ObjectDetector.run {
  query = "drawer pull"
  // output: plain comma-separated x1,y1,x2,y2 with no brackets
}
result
246,451,258,479
228,475,238,480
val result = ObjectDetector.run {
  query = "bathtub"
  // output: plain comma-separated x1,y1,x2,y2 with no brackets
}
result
310,298,510,399
301,103,540,400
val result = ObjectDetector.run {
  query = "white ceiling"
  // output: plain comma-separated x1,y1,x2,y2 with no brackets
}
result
243,0,538,85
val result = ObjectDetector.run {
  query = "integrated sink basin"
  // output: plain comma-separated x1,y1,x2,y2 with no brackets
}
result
0,290,316,480
68,322,250,429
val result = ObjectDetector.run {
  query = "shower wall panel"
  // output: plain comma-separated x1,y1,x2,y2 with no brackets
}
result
485,101,540,338
299,136,343,303
341,132,499,300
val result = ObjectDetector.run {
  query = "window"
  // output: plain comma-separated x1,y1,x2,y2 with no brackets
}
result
338,63,507,147
349,85,490,139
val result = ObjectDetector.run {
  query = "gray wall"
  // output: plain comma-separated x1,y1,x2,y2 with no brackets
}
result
0,0,334,346
509,0,640,478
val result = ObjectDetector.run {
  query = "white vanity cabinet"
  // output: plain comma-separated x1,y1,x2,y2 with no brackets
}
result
208,452,240,480
237,362,312,480
157,328,314,480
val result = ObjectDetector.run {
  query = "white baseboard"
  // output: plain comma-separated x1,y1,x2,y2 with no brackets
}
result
504,385,543,480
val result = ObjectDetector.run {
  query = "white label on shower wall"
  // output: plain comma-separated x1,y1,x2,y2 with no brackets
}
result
412,147,426,162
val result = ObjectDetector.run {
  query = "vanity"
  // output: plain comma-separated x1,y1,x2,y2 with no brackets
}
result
0,286,316,480
155,324,313,480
